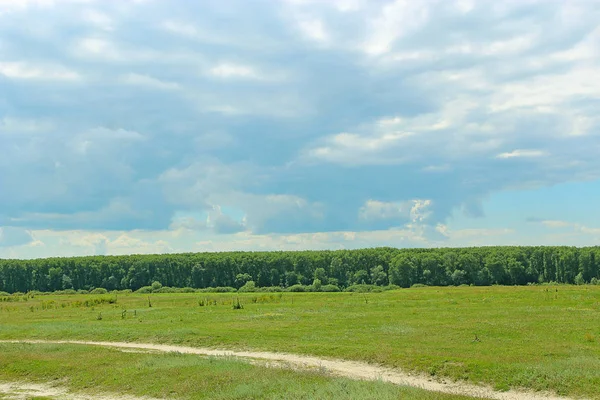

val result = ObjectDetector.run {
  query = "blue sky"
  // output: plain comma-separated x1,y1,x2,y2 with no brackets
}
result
1,0,599,258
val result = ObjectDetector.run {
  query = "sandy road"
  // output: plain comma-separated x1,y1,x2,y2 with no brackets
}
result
0,340,583,400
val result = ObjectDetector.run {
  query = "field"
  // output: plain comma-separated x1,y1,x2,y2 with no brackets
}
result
0,285,599,399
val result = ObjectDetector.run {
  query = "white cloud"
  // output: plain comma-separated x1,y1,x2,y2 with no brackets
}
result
362,0,432,55
297,18,329,43
0,62,81,81
496,149,547,159
0,118,53,135
81,9,113,31
120,73,180,90
209,63,259,79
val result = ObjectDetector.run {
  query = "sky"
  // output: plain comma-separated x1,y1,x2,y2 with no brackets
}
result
1,0,600,259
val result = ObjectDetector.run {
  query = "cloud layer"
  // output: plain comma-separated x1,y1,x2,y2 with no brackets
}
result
1,0,599,257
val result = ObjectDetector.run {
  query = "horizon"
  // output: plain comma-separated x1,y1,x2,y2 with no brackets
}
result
1,0,599,259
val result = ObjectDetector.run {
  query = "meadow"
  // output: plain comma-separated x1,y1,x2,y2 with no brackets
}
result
0,285,599,399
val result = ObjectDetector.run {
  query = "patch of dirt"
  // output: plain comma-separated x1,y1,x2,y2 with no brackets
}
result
0,340,582,400
0,381,159,400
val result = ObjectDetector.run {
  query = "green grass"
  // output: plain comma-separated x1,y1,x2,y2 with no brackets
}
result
1,286,599,398
0,343,477,399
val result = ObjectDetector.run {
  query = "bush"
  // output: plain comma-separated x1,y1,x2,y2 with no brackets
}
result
286,284,307,292
135,286,153,294
591,277,600,285
320,284,341,292
89,288,108,295
411,283,428,288
198,287,237,293
238,281,257,292
383,284,401,291
54,289,77,295
574,273,585,285
312,278,322,292
344,284,383,293
256,286,283,292
0,291,9,296
179,287,197,293
154,286,178,293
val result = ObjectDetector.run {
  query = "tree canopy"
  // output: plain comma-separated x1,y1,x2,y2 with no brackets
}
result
0,246,598,293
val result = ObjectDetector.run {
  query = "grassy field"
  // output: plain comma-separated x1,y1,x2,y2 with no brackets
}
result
0,342,479,400
0,286,599,398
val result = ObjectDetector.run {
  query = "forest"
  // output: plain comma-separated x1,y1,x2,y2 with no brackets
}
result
1,246,599,294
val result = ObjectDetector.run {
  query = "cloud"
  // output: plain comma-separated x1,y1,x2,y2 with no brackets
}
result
359,199,432,223
0,62,81,81
120,73,180,90
533,219,600,236
209,63,259,79
0,227,35,248
495,149,548,159
1,0,600,257
206,206,246,234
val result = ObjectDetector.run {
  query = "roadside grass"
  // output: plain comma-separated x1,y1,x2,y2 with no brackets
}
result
0,343,479,400
0,286,599,398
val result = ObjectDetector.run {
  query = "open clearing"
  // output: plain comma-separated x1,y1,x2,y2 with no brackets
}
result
0,340,578,400
0,342,478,400
1,286,599,398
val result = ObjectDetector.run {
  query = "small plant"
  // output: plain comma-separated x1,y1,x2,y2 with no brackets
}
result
585,333,595,342
96,312,103,320
121,310,127,319
147,296,152,308
232,297,243,310
198,299,205,306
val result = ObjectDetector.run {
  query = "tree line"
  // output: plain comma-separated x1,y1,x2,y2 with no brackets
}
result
0,246,599,294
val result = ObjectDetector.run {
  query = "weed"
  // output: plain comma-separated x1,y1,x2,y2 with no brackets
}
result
96,312,103,321
232,297,243,310
584,332,595,342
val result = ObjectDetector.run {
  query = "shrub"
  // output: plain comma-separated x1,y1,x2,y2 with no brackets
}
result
591,277,600,285
286,284,307,292
179,287,196,293
0,291,10,296
151,281,163,292
312,278,322,292
238,281,257,292
198,287,237,293
320,284,341,292
411,283,428,288
90,288,108,295
383,284,401,291
574,273,585,285
135,286,153,294
54,289,77,295
256,286,283,292
154,286,177,293
232,298,243,310
344,284,383,293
